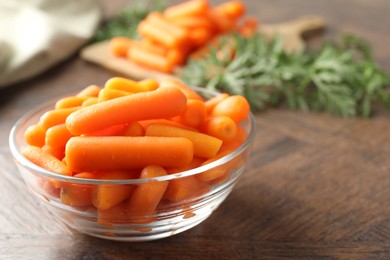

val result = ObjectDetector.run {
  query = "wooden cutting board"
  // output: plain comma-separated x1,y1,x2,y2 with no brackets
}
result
80,15,325,81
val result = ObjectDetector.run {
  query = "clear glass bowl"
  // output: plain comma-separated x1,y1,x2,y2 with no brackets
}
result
9,86,255,241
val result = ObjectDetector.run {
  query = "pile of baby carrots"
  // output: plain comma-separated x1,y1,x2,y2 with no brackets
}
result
110,0,258,73
22,77,250,225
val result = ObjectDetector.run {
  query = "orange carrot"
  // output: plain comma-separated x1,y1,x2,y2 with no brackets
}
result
214,1,246,21
98,202,131,225
159,78,204,101
39,107,79,130
196,149,236,182
211,95,250,123
104,77,150,93
60,172,96,207
120,122,145,136
166,156,205,174
76,85,101,98
146,12,189,46
128,44,175,73
145,124,222,158
41,144,65,160
45,123,72,148
84,124,127,136
164,0,210,19
92,170,139,210
174,99,207,128
189,27,213,47
24,124,46,147
65,136,194,172
55,96,88,109
168,15,215,30
164,175,210,201
98,88,131,102
138,78,159,91
66,87,187,135
219,124,247,153
139,119,198,131
22,146,71,176
127,165,169,223
138,39,168,56
205,93,229,114
238,16,258,37
138,20,182,49
110,36,134,57
82,97,99,107
201,115,237,142
209,9,236,33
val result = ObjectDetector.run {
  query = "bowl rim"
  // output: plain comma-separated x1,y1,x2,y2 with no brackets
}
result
9,86,256,184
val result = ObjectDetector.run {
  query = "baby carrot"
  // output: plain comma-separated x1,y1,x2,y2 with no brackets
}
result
82,97,99,107
166,156,205,174
98,88,131,102
189,27,213,47
24,124,46,147
66,87,187,135
138,78,159,92
104,77,149,93
164,175,210,201
196,149,236,182
128,45,174,73
138,20,181,49
205,93,229,114
120,122,145,136
211,95,250,123
214,1,246,21
164,0,210,19
76,85,101,98
55,96,88,109
92,170,139,210
175,99,207,129
139,119,198,131
159,78,204,101
85,124,127,137
22,146,71,176
39,107,79,130
98,202,131,225
60,172,96,207
145,124,222,158
127,165,169,224
110,36,134,57
45,123,73,148
201,115,237,142
218,124,247,153
41,144,65,160
238,16,258,37
65,136,194,172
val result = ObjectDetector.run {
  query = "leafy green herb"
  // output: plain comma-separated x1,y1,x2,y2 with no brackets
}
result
178,33,390,117
92,0,166,43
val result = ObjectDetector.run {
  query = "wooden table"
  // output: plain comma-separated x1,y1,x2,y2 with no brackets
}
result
1,0,389,258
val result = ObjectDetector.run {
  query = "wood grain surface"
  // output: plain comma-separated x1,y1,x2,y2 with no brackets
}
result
1,0,389,259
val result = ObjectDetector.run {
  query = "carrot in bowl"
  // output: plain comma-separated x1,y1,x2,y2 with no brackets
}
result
65,136,194,172
66,87,187,136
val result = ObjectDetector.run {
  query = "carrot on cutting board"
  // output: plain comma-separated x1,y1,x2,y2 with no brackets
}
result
66,87,187,135
145,124,222,159
128,44,175,73
92,170,139,211
214,1,246,21
110,36,134,57
164,0,210,19
65,136,194,172
127,165,169,224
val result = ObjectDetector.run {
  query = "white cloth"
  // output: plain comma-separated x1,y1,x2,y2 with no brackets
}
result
0,0,101,87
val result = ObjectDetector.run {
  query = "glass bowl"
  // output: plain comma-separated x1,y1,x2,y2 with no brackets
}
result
9,86,255,241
